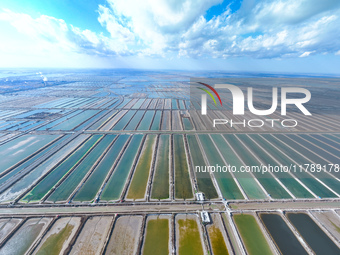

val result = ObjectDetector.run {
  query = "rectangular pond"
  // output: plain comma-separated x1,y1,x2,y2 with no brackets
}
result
187,135,218,199
151,135,170,200
260,213,308,255
150,111,161,130
137,110,155,130
0,134,59,174
34,217,81,255
0,217,52,255
199,134,243,200
22,135,102,202
249,134,313,198
142,215,170,255
176,214,204,255
70,216,113,254
73,134,130,202
287,212,339,255
126,135,157,200
104,216,142,255
0,135,88,203
100,135,143,201
207,213,230,255
174,135,193,199
47,135,115,202
233,214,272,255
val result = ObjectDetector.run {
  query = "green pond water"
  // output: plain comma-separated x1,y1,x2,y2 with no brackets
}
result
22,135,102,202
131,99,145,109
0,134,58,174
233,214,272,255
150,111,161,130
143,218,169,255
275,134,340,194
200,134,243,200
182,118,193,130
178,218,204,255
0,135,86,203
187,135,218,199
287,213,339,255
260,213,307,255
35,223,74,255
124,110,145,130
100,135,143,201
161,111,170,130
51,110,99,130
137,111,155,130
47,135,115,202
88,110,116,130
112,110,136,130
249,135,314,198
151,135,170,199
127,135,156,199
73,134,130,202
208,224,229,255
174,135,193,199
263,134,336,198
171,99,178,109
0,135,68,186
233,134,291,199
220,134,267,199
0,218,47,255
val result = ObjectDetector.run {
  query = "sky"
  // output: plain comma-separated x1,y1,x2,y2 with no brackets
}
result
0,0,340,74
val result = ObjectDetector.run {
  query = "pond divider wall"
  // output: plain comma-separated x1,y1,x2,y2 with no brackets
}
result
100,214,118,254
253,212,280,254
136,215,147,254
170,134,174,200
0,217,27,248
120,135,147,201
219,213,236,255
307,210,340,249
229,213,247,255
40,135,105,203
0,135,62,179
0,134,79,196
67,135,121,203
63,215,87,255
94,135,133,202
170,213,176,255
27,216,58,254
202,218,213,255
146,134,160,202
13,134,87,204
281,211,314,254
183,134,198,194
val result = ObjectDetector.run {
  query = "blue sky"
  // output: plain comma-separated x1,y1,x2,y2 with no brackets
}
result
0,0,340,74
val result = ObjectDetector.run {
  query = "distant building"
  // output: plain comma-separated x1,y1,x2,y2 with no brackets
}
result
181,111,190,117
200,211,210,223
195,192,205,201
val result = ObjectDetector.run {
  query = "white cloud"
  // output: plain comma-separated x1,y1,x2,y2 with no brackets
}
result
1,0,340,66
299,51,313,57
99,0,223,53
0,8,133,58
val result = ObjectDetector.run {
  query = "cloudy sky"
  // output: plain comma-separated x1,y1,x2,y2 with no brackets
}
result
0,0,340,74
